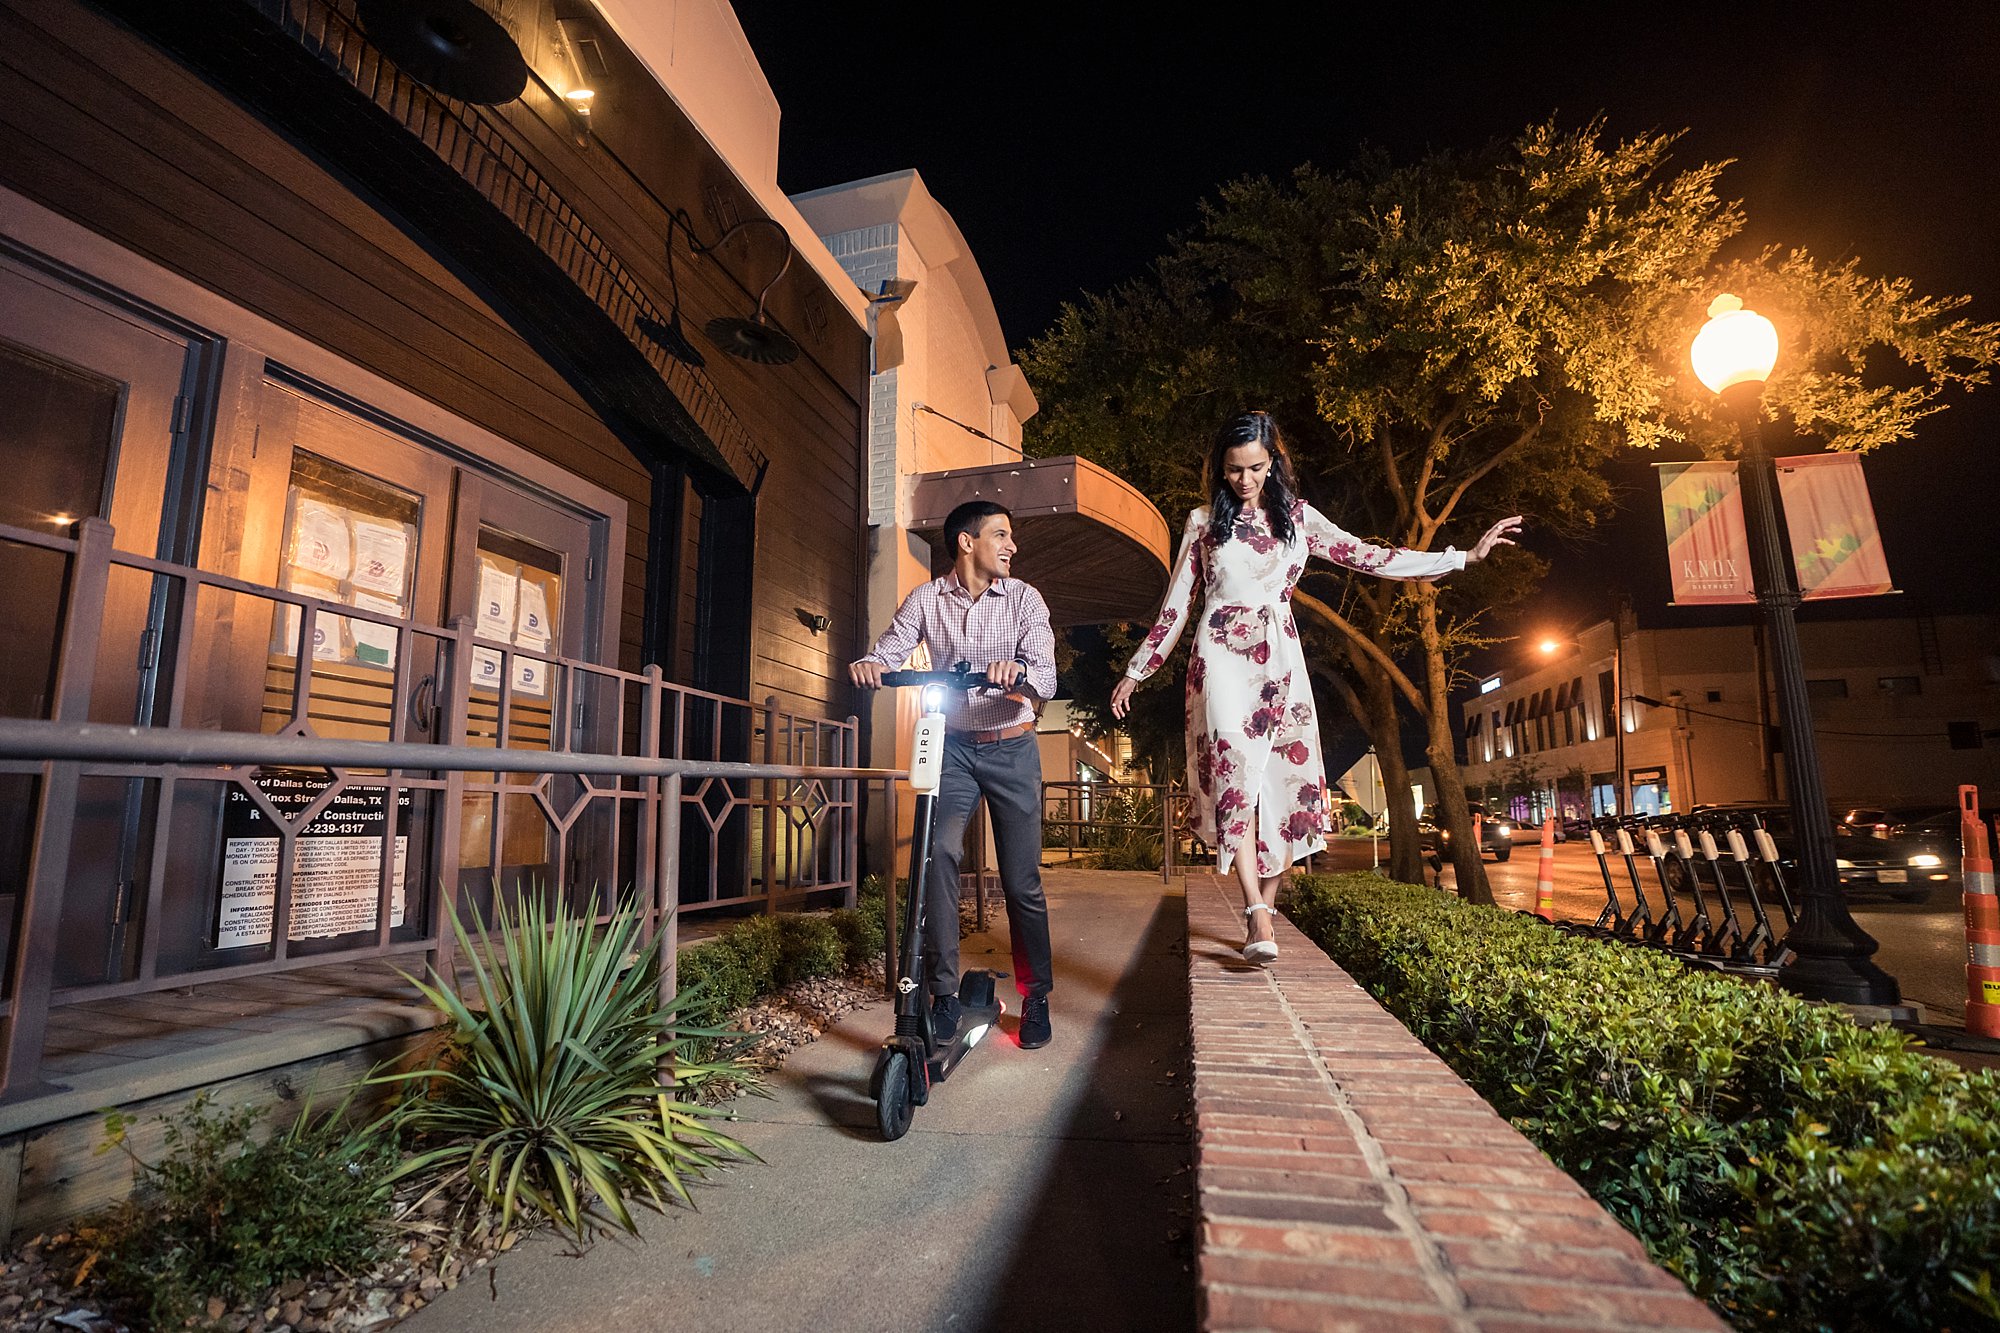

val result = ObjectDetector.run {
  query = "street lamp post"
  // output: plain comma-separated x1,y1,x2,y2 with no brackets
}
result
1691,295,1901,1005
1611,605,1626,817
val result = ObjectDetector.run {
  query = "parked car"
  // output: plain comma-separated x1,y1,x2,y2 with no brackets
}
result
1417,804,1513,866
1687,801,1952,902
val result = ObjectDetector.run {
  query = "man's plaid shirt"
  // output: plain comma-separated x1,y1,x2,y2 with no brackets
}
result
859,572,1057,731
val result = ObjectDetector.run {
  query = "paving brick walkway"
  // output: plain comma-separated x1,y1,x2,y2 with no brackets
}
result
1185,874,1727,1332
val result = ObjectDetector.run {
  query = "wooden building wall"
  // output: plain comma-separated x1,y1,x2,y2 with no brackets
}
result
0,0,867,723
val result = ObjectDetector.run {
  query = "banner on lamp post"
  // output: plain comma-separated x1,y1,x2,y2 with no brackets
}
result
1775,454,1897,600
1657,461,1755,604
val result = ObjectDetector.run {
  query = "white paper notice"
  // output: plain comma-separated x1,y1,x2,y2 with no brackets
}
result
516,579,552,646
291,499,352,580
280,604,347,662
349,590,402,668
477,562,518,642
350,520,409,598
216,835,408,947
512,649,549,697
470,645,505,690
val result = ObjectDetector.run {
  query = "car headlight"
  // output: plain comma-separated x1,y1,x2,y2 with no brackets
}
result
1835,858,1854,869
1909,853,1943,868
1495,824,1511,836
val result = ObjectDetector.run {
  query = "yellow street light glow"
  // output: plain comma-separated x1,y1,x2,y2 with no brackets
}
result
1690,293,1778,394
1537,637,1560,655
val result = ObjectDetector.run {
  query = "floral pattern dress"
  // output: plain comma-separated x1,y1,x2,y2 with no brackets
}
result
1124,502,1466,877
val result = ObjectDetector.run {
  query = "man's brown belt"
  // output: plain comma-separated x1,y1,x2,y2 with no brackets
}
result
947,720,1035,744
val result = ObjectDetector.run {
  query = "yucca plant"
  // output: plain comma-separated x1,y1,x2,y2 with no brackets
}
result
379,893,758,1240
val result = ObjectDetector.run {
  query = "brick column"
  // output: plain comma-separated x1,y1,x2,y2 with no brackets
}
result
1186,875,1726,1332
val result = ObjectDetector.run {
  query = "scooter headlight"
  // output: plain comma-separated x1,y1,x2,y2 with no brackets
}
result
922,683,946,712
961,1023,991,1050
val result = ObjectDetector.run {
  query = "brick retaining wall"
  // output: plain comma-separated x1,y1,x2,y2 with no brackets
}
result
1186,875,1727,1332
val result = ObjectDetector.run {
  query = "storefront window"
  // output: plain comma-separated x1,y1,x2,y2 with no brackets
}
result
271,451,419,680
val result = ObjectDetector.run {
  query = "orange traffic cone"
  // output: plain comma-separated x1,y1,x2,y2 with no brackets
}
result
1536,816,1557,920
1959,785,2000,1039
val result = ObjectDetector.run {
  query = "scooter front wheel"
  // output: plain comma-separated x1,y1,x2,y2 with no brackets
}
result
876,1050,916,1141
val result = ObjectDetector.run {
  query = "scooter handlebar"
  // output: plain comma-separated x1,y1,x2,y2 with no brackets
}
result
878,665,1044,704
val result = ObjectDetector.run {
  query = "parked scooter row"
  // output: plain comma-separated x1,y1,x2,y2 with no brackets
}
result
1558,812,1799,976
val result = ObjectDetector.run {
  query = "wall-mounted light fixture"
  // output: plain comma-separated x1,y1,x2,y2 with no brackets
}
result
692,216,800,366
636,211,706,368
356,0,529,105
795,608,831,635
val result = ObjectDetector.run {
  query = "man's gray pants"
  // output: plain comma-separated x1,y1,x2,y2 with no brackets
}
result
925,733,1053,1000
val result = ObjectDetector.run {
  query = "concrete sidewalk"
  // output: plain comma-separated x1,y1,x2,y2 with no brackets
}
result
401,870,1196,1333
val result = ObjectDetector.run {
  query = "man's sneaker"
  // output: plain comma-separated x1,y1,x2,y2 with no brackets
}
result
1018,995,1052,1049
931,994,961,1042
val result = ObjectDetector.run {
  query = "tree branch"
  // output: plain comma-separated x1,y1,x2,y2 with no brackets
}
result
1292,589,1428,715
1435,420,1544,529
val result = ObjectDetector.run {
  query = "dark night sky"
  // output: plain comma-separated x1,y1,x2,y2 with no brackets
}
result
735,2,2000,658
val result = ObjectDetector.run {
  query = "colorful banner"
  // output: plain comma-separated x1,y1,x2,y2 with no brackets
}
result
1775,454,1897,600
1657,461,1754,604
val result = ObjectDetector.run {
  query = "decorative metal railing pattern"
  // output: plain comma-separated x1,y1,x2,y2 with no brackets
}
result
1040,780,1198,882
0,518,886,1098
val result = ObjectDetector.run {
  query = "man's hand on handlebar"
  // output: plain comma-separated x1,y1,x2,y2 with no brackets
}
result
848,659,885,690
985,660,1023,690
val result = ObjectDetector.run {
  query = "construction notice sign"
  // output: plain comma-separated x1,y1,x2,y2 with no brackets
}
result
216,769,409,949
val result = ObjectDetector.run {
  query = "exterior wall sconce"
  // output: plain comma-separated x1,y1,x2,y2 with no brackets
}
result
672,212,801,366
796,609,831,635
357,0,529,105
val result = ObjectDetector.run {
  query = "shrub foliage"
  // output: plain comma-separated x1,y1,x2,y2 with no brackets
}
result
383,896,754,1240
88,1092,394,1329
1283,874,2000,1333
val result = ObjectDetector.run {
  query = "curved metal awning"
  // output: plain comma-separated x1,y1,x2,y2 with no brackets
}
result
908,455,1170,627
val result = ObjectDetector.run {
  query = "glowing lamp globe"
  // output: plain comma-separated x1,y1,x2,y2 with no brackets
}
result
1690,294,1778,394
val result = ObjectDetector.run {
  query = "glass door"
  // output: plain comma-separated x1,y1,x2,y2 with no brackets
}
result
449,474,601,918
0,257,200,987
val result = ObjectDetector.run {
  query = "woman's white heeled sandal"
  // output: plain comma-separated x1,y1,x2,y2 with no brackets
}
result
1242,904,1279,964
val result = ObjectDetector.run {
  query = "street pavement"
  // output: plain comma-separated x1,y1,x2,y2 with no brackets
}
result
1316,836,1977,1023
400,869,1195,1333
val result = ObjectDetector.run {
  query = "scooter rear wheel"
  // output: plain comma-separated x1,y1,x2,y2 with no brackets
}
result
876,1050,915,1141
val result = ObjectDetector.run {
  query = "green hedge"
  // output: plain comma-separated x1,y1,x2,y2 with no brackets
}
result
674,880,893,1033
1283,874,2000,1333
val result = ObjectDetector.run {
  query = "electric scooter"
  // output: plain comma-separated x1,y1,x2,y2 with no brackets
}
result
869,665,1014,1142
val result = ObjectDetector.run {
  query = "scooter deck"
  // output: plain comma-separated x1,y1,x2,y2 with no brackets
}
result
928,999,1005,1084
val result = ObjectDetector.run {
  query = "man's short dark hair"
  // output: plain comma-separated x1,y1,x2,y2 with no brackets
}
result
944,500,1010,556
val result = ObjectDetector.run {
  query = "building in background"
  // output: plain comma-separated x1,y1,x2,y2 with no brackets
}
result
1451,608,2000,825
792,170,1170,864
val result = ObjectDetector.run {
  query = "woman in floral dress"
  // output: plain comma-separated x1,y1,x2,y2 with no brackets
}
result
1111,412,1520,962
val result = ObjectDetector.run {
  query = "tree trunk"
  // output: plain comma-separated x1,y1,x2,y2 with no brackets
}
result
1358,664,1424,883
1415,584,1492,904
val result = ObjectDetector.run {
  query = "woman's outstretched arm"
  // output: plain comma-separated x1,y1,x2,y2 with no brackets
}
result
1300,505,1520,580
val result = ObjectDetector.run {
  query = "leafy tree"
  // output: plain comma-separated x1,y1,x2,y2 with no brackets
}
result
1028,120,2000,903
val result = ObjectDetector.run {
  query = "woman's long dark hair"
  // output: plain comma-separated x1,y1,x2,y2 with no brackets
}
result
1206,410,1299,545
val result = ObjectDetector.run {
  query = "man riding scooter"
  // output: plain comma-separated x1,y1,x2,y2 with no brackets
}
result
849,500,1058,1049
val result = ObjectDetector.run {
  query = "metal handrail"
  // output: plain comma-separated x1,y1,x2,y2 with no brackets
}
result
1039,780,1200,882
0,516,880,1098
0,719,894,783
